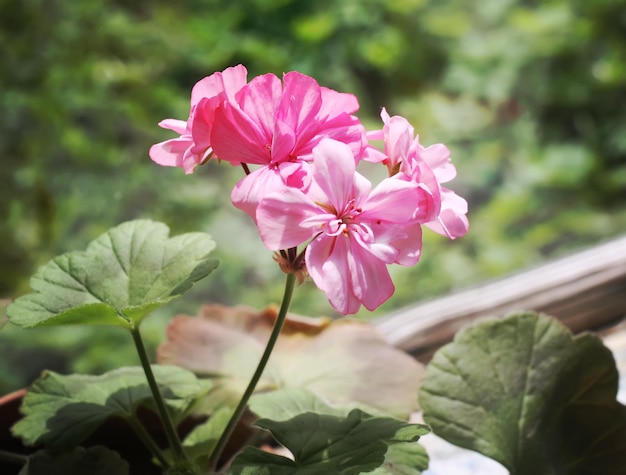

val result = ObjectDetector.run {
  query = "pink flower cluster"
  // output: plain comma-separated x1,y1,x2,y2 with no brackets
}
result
150,65,468,315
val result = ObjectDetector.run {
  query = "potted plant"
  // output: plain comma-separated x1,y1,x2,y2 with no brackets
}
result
2,64,624,475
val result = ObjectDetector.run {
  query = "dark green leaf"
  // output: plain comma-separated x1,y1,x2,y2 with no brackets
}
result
230,389,429,475
18,446,129,475
7,220,218,328
420,311,626,475
12,366,211,448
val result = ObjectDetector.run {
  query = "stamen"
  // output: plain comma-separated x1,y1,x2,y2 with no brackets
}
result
326,220,347,237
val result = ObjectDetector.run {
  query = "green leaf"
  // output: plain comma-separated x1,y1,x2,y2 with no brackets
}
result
6,220,218,329
228,449,297,475
368,442,429,475
166,406,233,471
251,389,429,474
230,389,429,475
249,387,353,421
12,366,211,448
419,311,626,475
19,446,129,475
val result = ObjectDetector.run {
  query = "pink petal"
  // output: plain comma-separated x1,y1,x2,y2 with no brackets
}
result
181,148,205,174
361,144,387,163
359,177,419,224
389,221,423,266
149,136,195,171
310,139,360,212
306,236,361,315
411,185,440,223
310,116,369,161
158,119,188,135
256,187,321,250
386,116,414,166
231,166,284,219
367,129,384,141
347,242,395,311
190,98,215,154
319,87,359,117
351,223,400,263
425,190,469,239
278,72,322,140
219,64,249,101
415,143,457,183
440,188,468,215
277,160,311,190
190,64,248,106
270,119,297,165
211,104,271,165
425,211,468,239
237,73,282,139
399,158,442,222
380,108,391,124
279,74,366,161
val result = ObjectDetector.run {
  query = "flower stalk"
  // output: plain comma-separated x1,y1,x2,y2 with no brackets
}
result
207,272,296,471
127,417,171,469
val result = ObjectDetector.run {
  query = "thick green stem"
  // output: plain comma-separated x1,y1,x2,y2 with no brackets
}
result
131,326,187,464
207,272,296,471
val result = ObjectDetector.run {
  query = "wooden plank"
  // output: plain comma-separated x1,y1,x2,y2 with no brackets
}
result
375,235,626,361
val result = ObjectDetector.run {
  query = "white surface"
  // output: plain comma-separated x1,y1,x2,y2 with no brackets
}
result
421,433,508,475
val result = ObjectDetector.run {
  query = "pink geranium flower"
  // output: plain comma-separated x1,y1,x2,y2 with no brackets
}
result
413,142,469,239
256,139,427,315
371,108,469,239
149,64,248,174
209,71,369,218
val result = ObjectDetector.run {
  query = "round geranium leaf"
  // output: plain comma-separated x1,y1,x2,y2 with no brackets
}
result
230,393,429,475
247,388,430,475
420,311,626,475
12,366,212,448
7,220,218,329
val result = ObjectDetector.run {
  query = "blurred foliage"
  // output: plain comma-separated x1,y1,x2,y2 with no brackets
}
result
1,0,625,392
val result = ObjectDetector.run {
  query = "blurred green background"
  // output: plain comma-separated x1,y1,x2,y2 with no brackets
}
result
1,0,625,393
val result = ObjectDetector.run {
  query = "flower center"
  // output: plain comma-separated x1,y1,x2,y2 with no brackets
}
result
318,199,364,236
340,198,362,219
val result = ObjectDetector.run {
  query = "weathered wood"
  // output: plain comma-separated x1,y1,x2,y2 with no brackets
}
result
375,235,626,361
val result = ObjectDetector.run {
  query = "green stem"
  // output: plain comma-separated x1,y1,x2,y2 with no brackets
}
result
207,272,296,471
131,326,187,464
127,417,171,469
